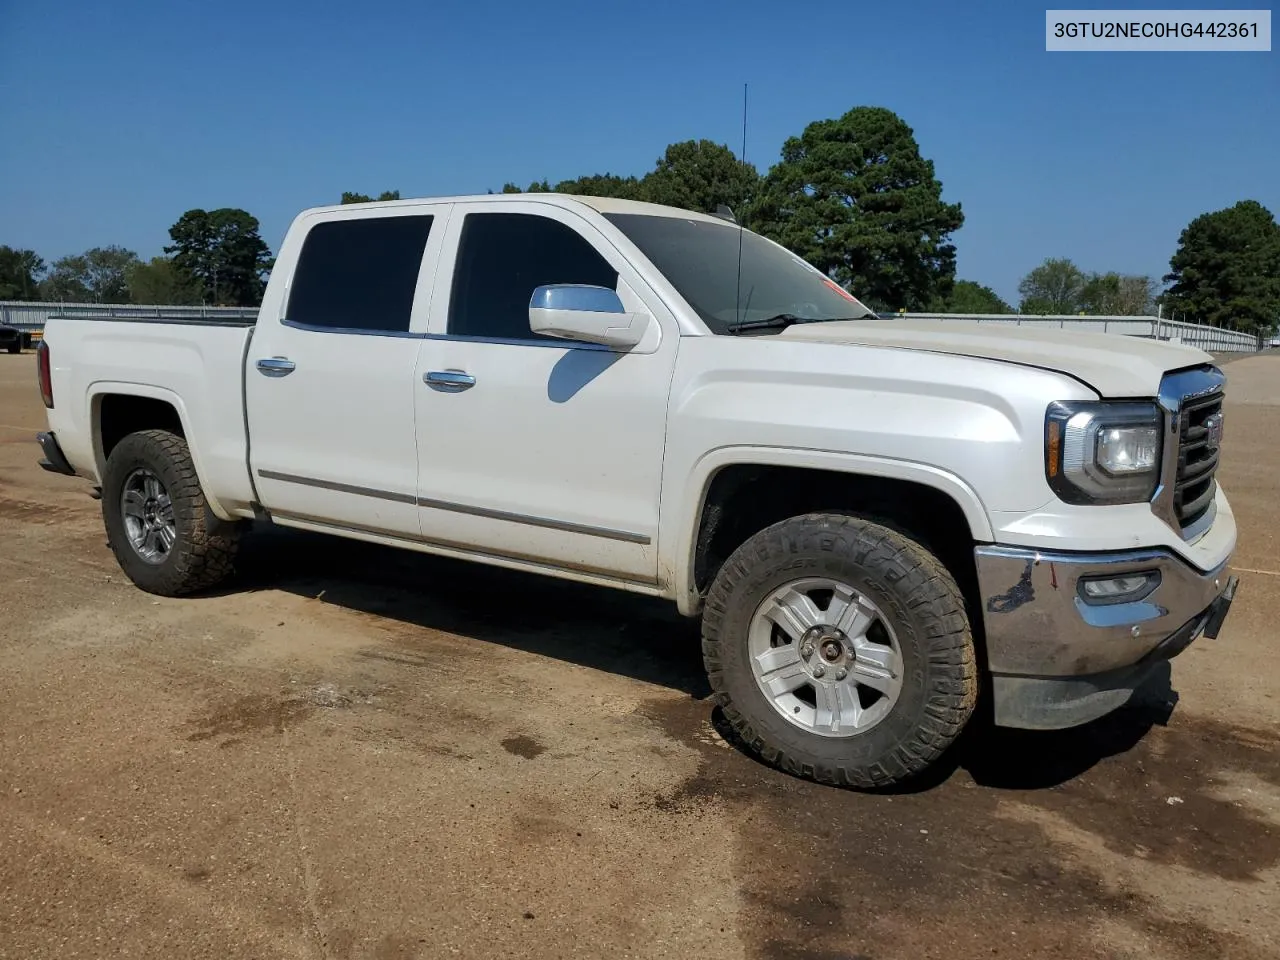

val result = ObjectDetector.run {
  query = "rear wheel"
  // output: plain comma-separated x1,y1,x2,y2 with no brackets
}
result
101,429,241,595
702,513,977,789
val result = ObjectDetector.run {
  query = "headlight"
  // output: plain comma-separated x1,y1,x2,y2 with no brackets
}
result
1045,402,1163,504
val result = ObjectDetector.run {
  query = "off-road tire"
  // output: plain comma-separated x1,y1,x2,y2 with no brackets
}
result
702,513,977,789
102,429,240,596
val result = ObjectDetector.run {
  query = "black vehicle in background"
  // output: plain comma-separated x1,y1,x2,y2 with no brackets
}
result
0,324,24,354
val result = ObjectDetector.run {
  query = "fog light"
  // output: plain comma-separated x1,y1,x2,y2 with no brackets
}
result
1079,571,1160,605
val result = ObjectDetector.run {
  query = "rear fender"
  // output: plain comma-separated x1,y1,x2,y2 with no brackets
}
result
87,383,234,521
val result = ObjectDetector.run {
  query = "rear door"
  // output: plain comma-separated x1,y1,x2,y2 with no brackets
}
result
247,204,450,537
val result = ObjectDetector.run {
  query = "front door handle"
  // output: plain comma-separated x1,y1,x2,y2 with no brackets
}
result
256,357,296,377
424,370,476,391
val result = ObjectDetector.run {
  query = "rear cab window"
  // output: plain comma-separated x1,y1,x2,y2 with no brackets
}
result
287,215,434,334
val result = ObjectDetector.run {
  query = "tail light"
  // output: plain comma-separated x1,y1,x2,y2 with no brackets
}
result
36,340,53,408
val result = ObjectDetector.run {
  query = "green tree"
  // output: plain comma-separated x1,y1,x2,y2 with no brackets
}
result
165,209,275,306
639,140,758,215
1163,200,1280,334
88,246,140,301
40,247,140,302
1017,258,1086,314
555,174,644,198
496,140,758,215
0,246,44,300
1078,272,1119,314
341,190,401,204
751,106,964,311
499,174,642,198
40,254,92,301
1078,271,1156,316
1117,276,1157,316
126,256,202,305
501,180,551,193
934,279,1011,314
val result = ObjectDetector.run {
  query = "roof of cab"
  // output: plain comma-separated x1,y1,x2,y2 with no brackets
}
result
301,193,728,224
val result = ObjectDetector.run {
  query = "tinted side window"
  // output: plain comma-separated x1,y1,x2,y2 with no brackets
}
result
286,215,433,333
448,213,618,340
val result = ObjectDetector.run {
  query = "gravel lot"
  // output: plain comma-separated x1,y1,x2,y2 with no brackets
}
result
2,350,1278,960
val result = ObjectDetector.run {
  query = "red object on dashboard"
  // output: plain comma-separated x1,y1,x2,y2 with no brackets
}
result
823,278,858,303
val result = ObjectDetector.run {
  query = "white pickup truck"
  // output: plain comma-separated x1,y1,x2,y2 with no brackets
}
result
36,194,1238,788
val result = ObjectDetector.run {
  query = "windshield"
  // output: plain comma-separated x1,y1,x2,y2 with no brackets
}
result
604,213,873,334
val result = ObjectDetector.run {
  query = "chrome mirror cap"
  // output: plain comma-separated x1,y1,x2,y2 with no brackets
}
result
529,284,625,315
528,284,650,350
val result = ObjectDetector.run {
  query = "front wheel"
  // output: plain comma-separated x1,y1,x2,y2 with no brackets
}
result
101,429,241,596
6,342,18,354
702,514,977,789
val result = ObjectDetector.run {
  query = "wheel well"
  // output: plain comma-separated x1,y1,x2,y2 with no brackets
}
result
693,465,979,610
98,395,185,463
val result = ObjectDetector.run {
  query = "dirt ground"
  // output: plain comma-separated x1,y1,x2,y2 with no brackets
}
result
1,350,1278,960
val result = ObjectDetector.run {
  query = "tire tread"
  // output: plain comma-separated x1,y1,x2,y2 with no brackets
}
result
701,513,977,789
103,429,239,596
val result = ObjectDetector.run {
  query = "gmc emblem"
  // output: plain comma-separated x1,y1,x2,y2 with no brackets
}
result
1205,412,1225,451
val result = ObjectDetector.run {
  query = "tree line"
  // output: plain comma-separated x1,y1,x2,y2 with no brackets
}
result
0,209,275,307
497,108,964,314
0,194,386,307
2,105,1276,333
1011,198,1280,331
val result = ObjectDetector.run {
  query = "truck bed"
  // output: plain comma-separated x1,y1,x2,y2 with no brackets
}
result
40,315,258,520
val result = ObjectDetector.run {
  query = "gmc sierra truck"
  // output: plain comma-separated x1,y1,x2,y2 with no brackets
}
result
35,194,1238,788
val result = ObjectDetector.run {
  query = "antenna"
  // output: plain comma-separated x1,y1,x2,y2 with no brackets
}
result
734,82,747,326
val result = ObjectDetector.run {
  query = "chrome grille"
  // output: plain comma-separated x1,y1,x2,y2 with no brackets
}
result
1174,390,1223,528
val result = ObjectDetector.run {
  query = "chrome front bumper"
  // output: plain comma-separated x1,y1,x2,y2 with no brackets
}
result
975,544,1236,729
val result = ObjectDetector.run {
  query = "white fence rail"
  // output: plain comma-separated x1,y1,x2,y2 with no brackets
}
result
2,301,1263,353
0,300,259,333
890,313,1260,353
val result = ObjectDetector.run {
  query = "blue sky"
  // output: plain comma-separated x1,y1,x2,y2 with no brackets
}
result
1,0,1276,304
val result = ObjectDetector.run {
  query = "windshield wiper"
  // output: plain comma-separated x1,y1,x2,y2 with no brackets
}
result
724,314,858,334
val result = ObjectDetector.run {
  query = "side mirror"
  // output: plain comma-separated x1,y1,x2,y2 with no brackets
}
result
528,284,651,350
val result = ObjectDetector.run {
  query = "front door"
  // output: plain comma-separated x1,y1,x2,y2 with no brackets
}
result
247,204,449,537
413,202,677,584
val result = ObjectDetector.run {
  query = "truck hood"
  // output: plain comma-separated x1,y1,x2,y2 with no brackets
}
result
776,318,1213,397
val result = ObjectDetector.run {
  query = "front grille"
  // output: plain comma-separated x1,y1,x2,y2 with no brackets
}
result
1174,390,1223,528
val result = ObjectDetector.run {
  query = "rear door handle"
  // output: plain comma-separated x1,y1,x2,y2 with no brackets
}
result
424,370,476,391
256,357,296,377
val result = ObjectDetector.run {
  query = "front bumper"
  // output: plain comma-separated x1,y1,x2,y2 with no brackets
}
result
975,544,1236,729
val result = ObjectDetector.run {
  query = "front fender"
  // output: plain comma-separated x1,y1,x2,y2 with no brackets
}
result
662,446,994,617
